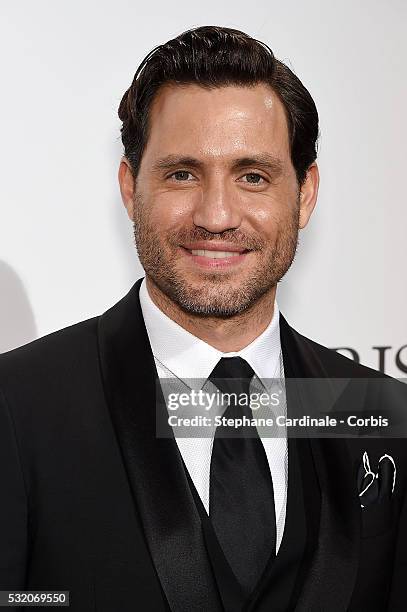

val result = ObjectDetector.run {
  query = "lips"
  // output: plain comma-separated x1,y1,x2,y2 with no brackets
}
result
182,241,249,254
179,244,251,269
190,249,243,259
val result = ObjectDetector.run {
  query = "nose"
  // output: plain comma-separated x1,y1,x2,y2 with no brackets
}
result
192,175,242,233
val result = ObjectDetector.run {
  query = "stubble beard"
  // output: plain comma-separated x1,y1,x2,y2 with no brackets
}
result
132,193,300,318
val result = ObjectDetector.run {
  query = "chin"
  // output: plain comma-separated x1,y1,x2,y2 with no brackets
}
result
178,302,250,318
173,288,256,318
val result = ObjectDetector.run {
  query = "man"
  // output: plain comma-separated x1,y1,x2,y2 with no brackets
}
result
0,25,406,612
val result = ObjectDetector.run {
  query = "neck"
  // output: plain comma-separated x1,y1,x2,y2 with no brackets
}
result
145,276,276,353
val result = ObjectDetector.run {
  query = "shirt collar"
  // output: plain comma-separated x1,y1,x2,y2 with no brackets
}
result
139,276,281,385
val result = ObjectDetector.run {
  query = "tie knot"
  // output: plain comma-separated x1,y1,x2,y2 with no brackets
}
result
208,357,255,396
210,356,255,380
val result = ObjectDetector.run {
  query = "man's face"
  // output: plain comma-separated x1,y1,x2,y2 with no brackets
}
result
127,83,316,317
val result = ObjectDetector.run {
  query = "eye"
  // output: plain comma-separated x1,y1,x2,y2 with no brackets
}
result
169,171,195,181
240,173,267,185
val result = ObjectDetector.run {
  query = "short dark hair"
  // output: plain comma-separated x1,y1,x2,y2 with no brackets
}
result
118,25,319,185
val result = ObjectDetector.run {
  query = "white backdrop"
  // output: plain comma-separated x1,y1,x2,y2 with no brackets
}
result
1,1,406,376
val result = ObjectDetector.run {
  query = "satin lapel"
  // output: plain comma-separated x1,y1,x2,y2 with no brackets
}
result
279,314,361,612
97,278,222,612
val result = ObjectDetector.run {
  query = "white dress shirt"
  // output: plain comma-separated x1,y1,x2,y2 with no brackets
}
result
139,277,288,553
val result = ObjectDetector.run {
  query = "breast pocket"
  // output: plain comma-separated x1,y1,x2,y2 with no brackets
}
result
361,498,399,538
348,499,401,610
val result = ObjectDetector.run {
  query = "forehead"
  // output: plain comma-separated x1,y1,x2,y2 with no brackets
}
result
144,82,291,164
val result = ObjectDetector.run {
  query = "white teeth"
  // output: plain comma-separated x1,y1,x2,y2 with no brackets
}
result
190,250,242,259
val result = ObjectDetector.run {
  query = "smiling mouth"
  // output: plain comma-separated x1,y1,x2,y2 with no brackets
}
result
180,242,251,257
187,249,249,259
178,245,252,268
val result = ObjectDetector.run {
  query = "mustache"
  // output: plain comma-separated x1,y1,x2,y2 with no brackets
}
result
167,227,265,251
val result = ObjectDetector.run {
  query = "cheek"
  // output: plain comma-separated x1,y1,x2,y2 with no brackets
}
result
148,191,196,229
245,199,286,238
247,185,298,230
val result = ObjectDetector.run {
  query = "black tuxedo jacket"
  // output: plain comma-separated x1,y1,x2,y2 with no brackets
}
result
1,277,407,611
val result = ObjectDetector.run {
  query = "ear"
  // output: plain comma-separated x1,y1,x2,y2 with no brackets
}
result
298,162,320,229
118,157,136,221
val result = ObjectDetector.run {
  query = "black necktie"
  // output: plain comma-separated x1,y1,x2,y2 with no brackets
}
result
208,357,276,596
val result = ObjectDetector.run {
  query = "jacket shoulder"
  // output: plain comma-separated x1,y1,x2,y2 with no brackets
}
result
294,327,386,379
0,316,100,385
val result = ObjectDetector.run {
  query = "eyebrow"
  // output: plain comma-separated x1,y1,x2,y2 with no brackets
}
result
151,153,284,175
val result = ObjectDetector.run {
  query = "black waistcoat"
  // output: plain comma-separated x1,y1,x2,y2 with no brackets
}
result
183,434,321,612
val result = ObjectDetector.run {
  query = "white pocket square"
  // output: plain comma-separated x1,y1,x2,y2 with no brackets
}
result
358,451,396,509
